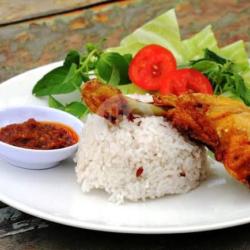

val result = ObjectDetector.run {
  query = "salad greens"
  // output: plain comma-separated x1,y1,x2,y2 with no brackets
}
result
110,9,250,92
48,96,88,118
32,43,133,117
190,49,250,104
182,25,218,61
109,9,184,64
32,9,250,118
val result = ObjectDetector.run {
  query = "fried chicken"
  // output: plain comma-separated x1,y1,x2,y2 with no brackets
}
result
154,93,250,186
82,79,250,186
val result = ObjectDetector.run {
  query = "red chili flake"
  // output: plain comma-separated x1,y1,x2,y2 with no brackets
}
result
136,167,144,177
180,171,186,177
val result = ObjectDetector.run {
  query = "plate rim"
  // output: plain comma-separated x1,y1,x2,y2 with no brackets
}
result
1,191,250,234
1,62,250,234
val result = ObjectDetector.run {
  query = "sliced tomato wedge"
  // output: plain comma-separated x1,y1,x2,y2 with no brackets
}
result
129,44,177,91
160,68,213,95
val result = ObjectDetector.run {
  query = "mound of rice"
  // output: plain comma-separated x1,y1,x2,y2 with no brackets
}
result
76,114,208,203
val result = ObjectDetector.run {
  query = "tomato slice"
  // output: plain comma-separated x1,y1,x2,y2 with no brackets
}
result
160,69,213,95
129,44,177,91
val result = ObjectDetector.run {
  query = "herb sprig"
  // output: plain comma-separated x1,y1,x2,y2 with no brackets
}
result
32,43,132,118
189,49,250,105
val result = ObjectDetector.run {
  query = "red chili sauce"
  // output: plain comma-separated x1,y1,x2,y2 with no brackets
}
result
0,118,78,150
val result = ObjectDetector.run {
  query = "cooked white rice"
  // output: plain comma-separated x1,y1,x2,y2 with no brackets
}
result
75,114,208,203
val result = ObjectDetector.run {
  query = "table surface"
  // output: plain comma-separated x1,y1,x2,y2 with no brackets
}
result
0,0,250,249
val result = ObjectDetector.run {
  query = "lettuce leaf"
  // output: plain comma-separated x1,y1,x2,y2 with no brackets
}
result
110,8,249,67
182,25,218,61
109,9,185,64
219,40,249,72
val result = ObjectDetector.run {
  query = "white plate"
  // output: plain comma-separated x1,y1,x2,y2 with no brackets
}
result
0,63,250,234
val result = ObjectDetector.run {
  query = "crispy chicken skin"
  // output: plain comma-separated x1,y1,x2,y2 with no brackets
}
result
82,79,250,186
154,94,250,185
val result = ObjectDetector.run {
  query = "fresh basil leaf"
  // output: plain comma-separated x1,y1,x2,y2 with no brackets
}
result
49,96,88,118
62,63,83,89
96,52,131,85
32,66,75,96
108,66,120,86
32,63,83,96
48,95,65,110
65,101,88,118
64,50,81,68
123,54,133,64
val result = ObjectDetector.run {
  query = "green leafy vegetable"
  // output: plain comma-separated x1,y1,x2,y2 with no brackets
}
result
182,25,218,61
96,52,131,85
243,70,250,88
123,54,133,64
219,40,249,71
109,9,185,64
48,95,65,110
33,8,250,119
65,102,88,118
63,63,83,90
64,50,81,67
190,49,250,105
32,66,81,96
33,42,133,118
49,96,88,118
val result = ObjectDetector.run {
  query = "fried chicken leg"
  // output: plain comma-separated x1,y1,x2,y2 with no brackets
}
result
82,79,250,186
82,79,165,122
154,93,250,186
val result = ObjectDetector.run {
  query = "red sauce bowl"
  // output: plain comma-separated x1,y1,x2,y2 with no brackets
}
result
0,106,83,169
